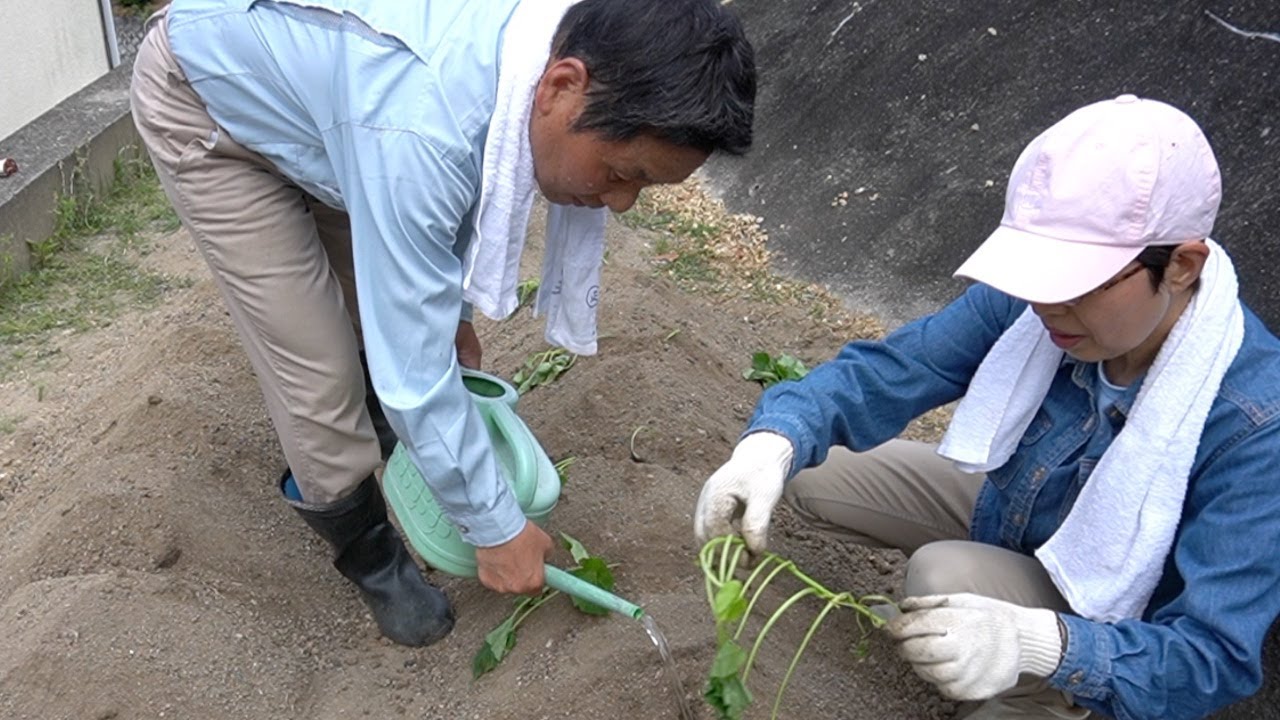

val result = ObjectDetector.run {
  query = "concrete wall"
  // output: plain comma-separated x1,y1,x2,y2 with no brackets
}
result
0,64,138,282
0,0,112,140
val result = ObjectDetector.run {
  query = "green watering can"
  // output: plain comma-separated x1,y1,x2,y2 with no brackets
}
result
382,368,644,620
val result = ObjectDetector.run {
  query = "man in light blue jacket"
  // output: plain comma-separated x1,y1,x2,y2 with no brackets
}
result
130,0,755,647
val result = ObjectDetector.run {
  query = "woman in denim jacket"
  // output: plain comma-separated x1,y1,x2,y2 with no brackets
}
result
695,95,1280,720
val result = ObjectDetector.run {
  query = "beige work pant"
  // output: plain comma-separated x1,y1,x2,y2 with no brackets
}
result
129,11,378,503
785,440,1090,719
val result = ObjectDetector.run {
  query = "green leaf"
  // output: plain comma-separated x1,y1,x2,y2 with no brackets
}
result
569,557,615,616
712,580,747,624
472,642,499,679
515,278,540,310
775,353,809,380
472,617,517,679
484,616,517,660
559,532,592,564
512,368,529,389
573,557,615,590
556,533,615,615
708,637,748,678
703,671,753,720
512,348,576,395
742,351,809,388
742,352,774,383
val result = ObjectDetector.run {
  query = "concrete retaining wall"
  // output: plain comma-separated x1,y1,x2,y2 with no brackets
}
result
0,63,139,283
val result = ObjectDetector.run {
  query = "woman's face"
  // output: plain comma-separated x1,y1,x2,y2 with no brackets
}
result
1029,242,1208,384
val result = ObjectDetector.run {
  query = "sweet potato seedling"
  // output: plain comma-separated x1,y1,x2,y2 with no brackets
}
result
511,348,576,395
471,532,618,679
699,535,895,720
515,278,540,311
742,352,809,388
553,455,576,486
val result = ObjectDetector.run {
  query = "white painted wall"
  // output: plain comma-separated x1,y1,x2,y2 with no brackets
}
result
0,0,112,140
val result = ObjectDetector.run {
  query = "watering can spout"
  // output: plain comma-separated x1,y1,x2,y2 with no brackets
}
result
544,565,645,620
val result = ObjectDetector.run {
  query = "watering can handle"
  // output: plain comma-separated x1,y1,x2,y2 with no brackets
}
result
543,565,644,620
483,400,539,509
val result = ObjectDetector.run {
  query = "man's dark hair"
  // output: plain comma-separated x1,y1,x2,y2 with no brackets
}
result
551,0,756,155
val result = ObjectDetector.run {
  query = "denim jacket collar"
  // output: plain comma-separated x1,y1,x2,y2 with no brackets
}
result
1067,358,1143,420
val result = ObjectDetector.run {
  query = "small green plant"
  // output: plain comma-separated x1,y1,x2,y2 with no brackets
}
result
471,532,617,678
553,455,576,486
559,533,617,616
26,236,63,271
515,278,540,312
511,348,576,395
699,535,894,720
742,352,809,388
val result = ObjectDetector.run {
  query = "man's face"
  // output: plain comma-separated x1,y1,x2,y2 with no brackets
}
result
528,58,709,213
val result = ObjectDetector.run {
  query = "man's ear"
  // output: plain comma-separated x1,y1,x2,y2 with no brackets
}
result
1167,240,1210,292
532,57,590,118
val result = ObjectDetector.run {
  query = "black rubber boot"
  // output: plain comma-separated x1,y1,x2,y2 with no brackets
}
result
284,474,455,646
360,351,399,461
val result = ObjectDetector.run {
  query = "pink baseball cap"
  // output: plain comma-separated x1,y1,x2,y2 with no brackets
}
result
954,94,1221,304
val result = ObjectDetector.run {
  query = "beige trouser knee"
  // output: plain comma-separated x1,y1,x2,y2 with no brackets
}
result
785,441,1084,718
129,10,378,503
784,439,1069,609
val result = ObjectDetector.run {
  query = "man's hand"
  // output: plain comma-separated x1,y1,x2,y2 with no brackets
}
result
474,520,554,595
455,320,482,369
693,432,794,555
885,593,1065,701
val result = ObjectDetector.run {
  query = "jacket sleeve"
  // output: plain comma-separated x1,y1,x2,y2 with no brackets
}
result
1051,417,1280,720
747,283,1024,475
325,121,527,547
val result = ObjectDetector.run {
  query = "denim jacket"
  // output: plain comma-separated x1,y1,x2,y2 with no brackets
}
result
748,282,1280,720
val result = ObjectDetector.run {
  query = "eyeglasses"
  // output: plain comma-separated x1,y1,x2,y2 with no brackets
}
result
1061,263,1147,306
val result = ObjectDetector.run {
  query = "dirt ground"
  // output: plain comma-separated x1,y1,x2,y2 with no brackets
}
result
0,189,956,720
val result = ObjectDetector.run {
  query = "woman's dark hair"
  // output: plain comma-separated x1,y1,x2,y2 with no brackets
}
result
1136,243,1201,292
550,0,756,155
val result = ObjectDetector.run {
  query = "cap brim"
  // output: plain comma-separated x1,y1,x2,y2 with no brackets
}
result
954,225,1145,304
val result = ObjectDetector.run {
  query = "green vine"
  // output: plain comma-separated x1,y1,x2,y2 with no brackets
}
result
698,535,896,720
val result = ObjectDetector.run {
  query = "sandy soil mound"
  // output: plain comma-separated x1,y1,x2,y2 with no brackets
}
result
0,198,952,719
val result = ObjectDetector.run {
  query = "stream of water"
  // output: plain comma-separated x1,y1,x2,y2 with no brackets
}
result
641,614,695,720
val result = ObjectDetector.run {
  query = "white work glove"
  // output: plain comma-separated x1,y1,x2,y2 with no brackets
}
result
886,593,1064,701
693,431,794,554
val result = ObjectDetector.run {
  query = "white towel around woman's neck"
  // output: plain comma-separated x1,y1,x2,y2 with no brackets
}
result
461,0,606,355
937,240,1243,622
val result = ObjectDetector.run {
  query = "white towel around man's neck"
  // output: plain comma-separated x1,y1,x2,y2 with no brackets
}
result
937,240,1243,622
461,0,606,355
